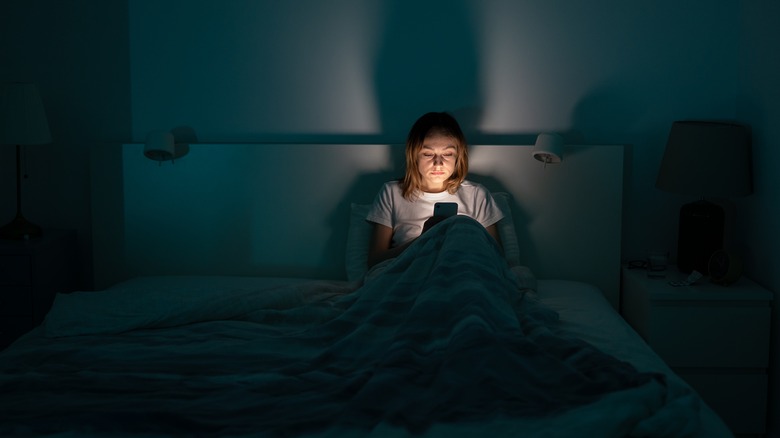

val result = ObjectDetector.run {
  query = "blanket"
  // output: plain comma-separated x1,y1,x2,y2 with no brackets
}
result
0,216,699,437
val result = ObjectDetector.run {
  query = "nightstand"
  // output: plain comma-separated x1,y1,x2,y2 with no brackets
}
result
621,267,773,436
0,229,78,350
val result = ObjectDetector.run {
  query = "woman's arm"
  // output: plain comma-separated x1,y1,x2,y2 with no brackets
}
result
486,223,500,245
367,223,414,269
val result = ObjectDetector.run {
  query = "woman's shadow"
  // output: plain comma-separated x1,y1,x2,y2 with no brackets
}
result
320,0,530,277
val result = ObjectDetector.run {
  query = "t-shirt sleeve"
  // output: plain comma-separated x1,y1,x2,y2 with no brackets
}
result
366,183,394,228
476,187,504,227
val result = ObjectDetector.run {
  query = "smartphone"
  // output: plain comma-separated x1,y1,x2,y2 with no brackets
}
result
433,202,458,218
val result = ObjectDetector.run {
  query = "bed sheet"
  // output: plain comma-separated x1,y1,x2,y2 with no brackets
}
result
534,279,733,438
0,217,728,437
0,281,723,438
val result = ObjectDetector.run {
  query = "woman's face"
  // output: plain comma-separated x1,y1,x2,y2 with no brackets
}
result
417,133,458,193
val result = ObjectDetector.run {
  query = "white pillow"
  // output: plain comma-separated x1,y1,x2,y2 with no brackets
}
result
491,192,522,267
345,192,522,282
345,203,373,282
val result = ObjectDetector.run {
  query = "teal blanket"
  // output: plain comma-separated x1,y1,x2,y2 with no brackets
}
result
0,216,699,437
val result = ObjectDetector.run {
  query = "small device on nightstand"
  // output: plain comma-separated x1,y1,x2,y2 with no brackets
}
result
0,229,78,350
621,266,773,435
707,249,743,285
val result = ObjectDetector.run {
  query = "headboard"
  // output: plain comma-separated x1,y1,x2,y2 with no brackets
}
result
92,143,624,309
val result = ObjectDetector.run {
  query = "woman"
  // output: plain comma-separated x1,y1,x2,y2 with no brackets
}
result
366,112,504,269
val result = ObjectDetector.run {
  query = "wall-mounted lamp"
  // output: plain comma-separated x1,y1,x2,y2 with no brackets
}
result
532,133,563,167
144,130,189,164
656,120,752,274
0,82,52,240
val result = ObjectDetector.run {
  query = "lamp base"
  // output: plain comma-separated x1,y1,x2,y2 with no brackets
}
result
676,199,724,274
0,214,43,240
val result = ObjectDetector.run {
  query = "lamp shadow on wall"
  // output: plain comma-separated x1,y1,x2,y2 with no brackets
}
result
567,82,646,154
170,125,198,160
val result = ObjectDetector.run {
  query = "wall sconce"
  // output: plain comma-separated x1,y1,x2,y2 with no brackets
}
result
0,82,52,240
532,133,563,167
144,130,189,164
656,120,752,274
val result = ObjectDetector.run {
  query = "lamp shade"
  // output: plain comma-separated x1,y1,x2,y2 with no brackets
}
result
656,121,752,198
0,82,52,145
532,133,563,164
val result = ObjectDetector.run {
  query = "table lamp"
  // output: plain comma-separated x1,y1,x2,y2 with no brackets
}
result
0,82,52,240
656,120,752,273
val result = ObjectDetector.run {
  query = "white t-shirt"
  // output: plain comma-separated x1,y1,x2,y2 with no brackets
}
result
366,180,504,247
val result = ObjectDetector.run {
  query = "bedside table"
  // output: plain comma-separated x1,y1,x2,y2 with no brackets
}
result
621,267,773,436
0,229,78,350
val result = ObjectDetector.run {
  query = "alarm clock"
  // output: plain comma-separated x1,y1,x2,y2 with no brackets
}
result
708,249,743,285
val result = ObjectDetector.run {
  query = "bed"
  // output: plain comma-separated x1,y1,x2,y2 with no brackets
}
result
0,143,734,437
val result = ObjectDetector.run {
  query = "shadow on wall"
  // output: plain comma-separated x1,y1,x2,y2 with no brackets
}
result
321,0,531,276
567,81,646,151
372,0,483,141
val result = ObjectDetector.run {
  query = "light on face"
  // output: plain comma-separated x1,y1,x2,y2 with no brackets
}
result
420,150,456,164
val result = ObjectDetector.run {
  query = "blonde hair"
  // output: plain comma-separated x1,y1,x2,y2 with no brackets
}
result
401,112,469,200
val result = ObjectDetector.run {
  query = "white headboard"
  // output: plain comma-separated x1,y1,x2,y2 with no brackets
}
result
92,143,624,309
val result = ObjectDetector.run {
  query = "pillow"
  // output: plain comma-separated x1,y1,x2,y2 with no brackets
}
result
491,192,522,267
345,203,373,282
345,192,522,281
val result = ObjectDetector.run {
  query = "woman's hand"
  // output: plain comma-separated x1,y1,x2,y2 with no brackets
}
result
421,215,446,234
